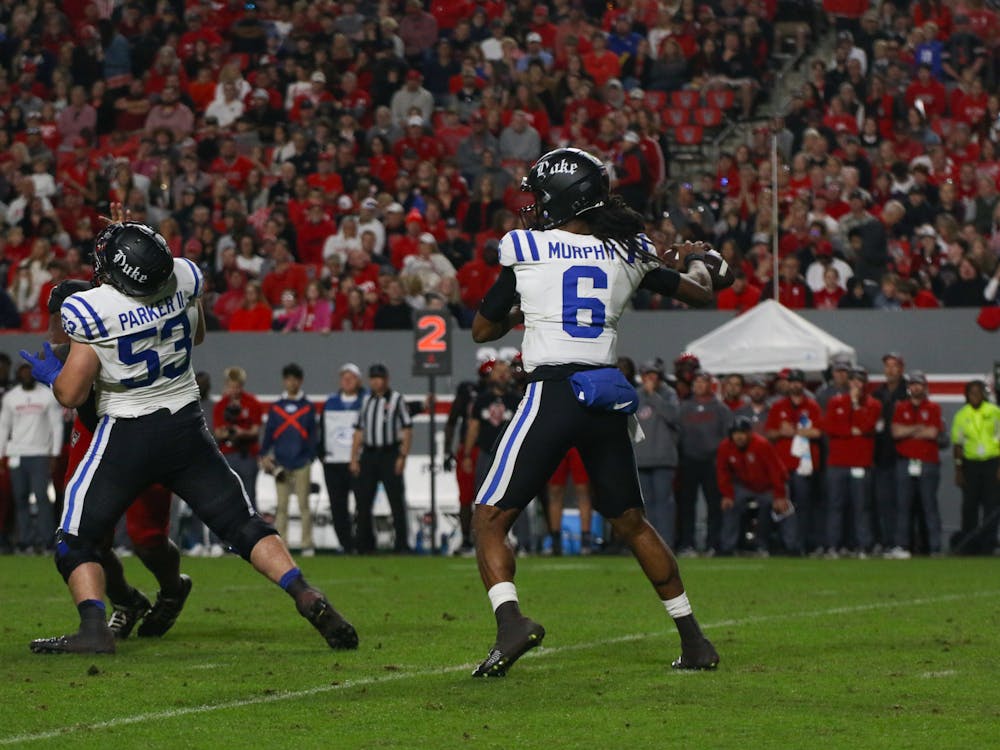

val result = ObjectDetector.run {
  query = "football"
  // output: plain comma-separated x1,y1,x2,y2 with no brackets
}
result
704,248,735,290
660,245,735,290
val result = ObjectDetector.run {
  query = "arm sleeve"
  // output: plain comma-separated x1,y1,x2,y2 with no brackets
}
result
397,394,413,428
951,412,964,446
478,266,518,322
638,268,681,296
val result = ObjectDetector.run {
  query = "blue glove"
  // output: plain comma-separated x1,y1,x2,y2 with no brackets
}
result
19,342,64,387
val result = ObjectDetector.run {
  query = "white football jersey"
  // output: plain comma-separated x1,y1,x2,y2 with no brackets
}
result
499,228,658,371
61,258,203,418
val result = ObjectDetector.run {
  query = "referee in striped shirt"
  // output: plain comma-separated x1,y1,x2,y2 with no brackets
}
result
350,363,413,553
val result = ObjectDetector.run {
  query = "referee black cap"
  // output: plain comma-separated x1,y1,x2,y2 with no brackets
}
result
369,363,389,378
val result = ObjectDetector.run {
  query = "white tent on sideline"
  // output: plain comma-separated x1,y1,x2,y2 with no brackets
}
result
684,300,856,375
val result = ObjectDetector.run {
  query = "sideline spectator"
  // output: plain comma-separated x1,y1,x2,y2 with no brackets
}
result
212,367,263,509
824,367,881,557
321,363,367,555
261,363,318,556
677,371,732,556
816,360,851,409
872,352,908,552
764,369,823,556
888,371,944,559
0,363,62,554
717,416,792,556
545,448,593,556
950,380,1000,555
634,361,681,547
735,375,771,432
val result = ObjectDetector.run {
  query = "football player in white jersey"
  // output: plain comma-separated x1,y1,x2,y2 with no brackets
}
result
21,216,358,654
469,147,724,676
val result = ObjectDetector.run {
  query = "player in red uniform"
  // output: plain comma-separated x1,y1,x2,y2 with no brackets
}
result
49,279,190,640
443,359,491,555
545,448,593,555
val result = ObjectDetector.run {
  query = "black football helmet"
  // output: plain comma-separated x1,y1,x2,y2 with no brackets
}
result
47,279,93,314
520,147,609,230
93,222,174,297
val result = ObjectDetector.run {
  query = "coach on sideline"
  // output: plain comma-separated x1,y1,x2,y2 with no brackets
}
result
350,363,413,554
717,416,791,556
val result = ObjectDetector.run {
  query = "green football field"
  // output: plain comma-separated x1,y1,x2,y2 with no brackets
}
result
1,554,998,749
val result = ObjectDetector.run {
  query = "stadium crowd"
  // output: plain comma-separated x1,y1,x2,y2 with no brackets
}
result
3,0,1000,333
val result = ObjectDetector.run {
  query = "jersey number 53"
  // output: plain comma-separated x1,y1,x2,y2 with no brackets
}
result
117,312,193,389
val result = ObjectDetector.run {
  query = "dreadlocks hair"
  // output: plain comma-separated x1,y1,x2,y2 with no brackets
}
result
584,193,661,266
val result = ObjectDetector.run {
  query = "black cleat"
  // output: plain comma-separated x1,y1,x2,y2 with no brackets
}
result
671,638,720,671
30,627,116,654
297,591,359,650
137,574,192,638
472,617,546,677
108,590,152,640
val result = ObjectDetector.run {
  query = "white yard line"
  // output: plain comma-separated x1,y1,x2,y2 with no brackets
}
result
2,589,997,746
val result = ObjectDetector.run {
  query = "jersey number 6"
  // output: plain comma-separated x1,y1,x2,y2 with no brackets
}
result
118,312,193,389
562,266,607,339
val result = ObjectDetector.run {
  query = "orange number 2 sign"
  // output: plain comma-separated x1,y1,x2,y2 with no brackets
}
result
417,314,447,353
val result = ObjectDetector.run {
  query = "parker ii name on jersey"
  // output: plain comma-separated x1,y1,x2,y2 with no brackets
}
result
60,258,204,419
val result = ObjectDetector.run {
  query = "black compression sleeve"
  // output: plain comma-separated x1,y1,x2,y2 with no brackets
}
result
639,268,681,296
478,266,517,322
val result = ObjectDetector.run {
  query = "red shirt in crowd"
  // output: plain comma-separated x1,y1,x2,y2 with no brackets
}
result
716,283,761,313
394,133,443,162
716,433,788,499
905,77,948,119
768,279,812,309
295,215,336,266
813,287,844,309
261,262,309,307
765,395,823,472
892,397,943,464
825,392,881,467
456,257,502,311
951,89,988,126
228,303,272,331
209,153,255,190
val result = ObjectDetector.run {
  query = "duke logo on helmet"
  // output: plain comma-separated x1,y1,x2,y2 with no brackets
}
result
113,248,150,285
93,223,174,298
520,147,609,231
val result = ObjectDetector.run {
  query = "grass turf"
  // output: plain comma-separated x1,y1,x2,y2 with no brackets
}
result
1,554,998,748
